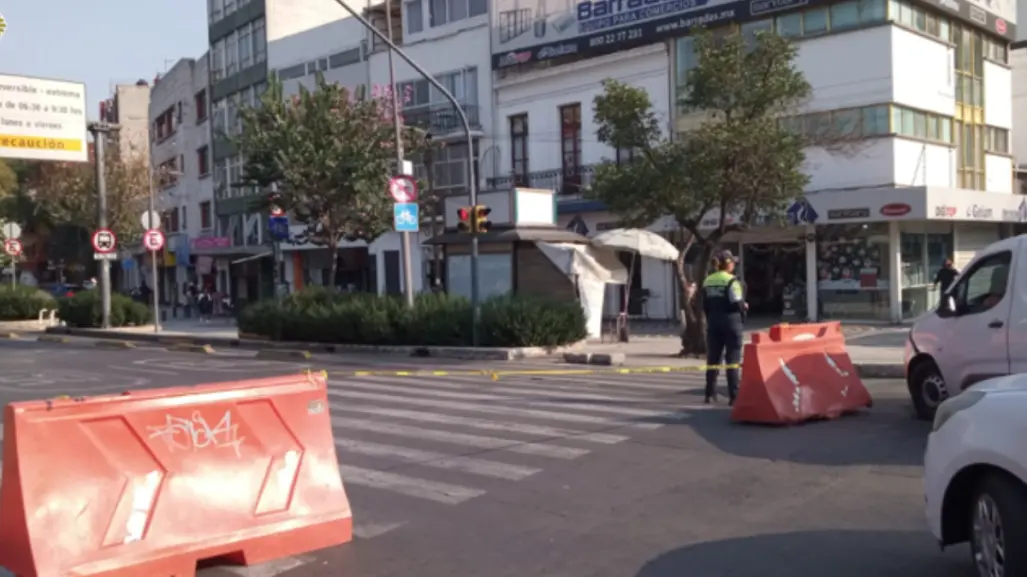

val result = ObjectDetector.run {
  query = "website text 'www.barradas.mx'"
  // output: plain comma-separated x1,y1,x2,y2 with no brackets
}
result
655,9,736,34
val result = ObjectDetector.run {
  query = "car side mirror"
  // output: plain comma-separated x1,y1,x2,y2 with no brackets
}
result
939,295,957,315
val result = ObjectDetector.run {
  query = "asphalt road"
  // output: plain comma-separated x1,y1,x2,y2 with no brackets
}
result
0,338,972,577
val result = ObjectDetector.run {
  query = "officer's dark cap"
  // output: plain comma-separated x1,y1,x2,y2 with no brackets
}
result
718,249,738,263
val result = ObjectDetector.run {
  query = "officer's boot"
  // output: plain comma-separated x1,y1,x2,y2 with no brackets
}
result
704,369,718,404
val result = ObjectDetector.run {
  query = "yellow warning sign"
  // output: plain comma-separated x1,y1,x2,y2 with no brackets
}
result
0,135,83,152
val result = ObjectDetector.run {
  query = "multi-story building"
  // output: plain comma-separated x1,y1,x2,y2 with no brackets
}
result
98,81,152,163
488,0,1018,325
146,56,216,305
363,0,492,296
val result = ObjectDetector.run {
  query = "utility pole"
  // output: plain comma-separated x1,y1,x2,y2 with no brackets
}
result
146,168,162,333
330,0,481,345
88,122,116,329
384,0,416,308
424,139,441,289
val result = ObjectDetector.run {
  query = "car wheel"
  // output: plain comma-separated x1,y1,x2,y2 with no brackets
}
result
910,361,948,421
970,474,1027,577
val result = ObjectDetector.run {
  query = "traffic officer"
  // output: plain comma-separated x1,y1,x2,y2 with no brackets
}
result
702,250,747,405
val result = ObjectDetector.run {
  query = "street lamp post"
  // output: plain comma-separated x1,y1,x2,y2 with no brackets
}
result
329,0,482,346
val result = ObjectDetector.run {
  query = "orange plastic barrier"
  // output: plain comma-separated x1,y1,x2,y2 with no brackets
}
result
731,321,873,425
0,372,351,577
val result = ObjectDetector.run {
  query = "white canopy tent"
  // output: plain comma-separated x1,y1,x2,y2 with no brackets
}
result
535,242,628,339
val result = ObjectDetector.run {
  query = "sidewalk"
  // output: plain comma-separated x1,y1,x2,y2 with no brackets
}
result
579,325,906,378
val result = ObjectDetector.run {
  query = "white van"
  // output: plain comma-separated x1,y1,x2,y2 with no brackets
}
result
906,234,1025,420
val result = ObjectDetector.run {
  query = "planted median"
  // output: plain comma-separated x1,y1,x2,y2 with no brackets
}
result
237,287,587,348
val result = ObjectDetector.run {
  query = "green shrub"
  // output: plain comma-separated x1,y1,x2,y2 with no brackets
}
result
0,285,56,321
57,290,152,328
237,287,585,348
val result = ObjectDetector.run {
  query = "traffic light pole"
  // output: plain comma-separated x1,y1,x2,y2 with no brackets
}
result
330,0,481,345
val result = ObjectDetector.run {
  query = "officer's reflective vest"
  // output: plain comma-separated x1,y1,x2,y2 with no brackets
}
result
702,271,744,319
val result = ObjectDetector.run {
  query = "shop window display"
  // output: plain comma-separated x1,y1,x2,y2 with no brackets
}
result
817,224,891,321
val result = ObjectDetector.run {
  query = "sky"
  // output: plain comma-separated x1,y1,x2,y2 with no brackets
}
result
1,0,209,120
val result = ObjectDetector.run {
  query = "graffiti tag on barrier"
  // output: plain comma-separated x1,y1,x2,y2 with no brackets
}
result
147,410,245,458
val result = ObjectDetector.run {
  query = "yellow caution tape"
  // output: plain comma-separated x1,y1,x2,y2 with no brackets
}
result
329,363,741,381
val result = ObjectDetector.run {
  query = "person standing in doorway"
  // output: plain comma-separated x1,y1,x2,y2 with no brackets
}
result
701,250,748,405
933,258,959,295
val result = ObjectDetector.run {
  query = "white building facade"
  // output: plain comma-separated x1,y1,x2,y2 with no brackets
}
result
489,0,1019,324
146,55,215,304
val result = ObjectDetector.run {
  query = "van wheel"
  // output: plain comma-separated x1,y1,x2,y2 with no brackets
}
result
970,474,1027,577
910,361,948,421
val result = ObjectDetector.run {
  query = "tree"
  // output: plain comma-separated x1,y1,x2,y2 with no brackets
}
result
27,145,150,263
589,29,819,355
235,74,432,285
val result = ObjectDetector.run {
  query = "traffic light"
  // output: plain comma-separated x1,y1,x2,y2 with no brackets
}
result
472,205,492,234
457,207,472,234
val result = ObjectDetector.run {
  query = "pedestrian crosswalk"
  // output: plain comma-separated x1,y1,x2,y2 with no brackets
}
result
320,368,709,539
0,364,712,545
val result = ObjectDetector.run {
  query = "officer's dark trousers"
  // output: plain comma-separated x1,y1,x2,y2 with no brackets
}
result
705,323,742,400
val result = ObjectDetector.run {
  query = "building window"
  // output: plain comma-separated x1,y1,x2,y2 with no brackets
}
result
239,23,253,70
889,0,952,43
329,47,362,68
225,31,239,76
498,9,531,43
194,90,207,123
397,67,477,109
209,0,224,22
224,0,236,16
429,0,486,27
615,147,636,164
200,201,212,230
197,146,210,176
559,103,582,195
985,126,1009,154
214,159,229,199
253,18,266,63
783,104,951,145
954,23,985,190
227,92,240,136
212,98,227,136
406,0,424,33
180,206,188,232
278,63,306,81
888,105,953,144
212,40,226,82
509,114,528,185
983,36,1008,63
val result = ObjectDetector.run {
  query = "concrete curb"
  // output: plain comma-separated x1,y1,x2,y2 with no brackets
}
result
44,326,581,361
0,332,20,340
256,349,312,361
167,343,216,354
856,363,905,380
95,340,136,349
37,335,70,343
562,352,626,366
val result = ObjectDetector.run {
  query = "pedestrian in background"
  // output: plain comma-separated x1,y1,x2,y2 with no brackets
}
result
701,250,747,405
933,258,959,295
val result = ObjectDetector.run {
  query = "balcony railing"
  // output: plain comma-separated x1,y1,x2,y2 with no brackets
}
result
486,164,596,195
402,104,481,136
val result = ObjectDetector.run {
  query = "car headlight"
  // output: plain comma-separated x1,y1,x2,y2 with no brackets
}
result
932,390,986,432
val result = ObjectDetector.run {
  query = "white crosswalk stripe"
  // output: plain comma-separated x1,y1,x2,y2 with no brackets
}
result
0,370,708,545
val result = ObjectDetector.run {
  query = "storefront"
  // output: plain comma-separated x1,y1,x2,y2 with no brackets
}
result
794,186,1025,323
559,185,1026,323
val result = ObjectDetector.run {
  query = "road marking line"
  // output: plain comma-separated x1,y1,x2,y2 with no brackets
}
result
329,413,587,459
325,389,661,429
353,521,407,539
517,374,706,392
338,464,485,504
109,365,179,376
328,404,628,444
221,555,315,576
334,437,539,480
363,375,655,403
333,379,674,418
